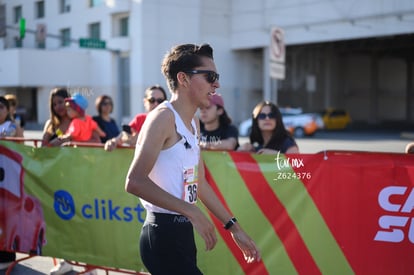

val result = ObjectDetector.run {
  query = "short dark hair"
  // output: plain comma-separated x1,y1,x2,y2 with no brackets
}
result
161,43,214,91
0,96,10,110
144,85,167,100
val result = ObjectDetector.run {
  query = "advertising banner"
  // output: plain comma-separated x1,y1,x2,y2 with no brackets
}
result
1,141,414,274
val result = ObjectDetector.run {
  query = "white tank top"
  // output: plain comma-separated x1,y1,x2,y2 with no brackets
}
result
139,101,199,214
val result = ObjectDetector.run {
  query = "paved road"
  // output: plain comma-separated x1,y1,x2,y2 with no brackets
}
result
1,254,76,275
294,130,410,154
239,129,410,154
1,129,412,274
0,254,133,275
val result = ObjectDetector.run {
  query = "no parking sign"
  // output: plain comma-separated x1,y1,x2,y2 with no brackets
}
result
270,27,286,79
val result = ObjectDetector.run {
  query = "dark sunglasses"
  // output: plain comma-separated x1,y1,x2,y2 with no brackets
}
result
184,70,220,84
147,97,164,104
257,112,276,120
101,101,112,106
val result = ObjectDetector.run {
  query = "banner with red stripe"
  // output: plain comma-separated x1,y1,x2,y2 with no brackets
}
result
1,140,414,274
202,150,414,275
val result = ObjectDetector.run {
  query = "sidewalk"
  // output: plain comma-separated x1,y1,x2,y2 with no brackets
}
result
23,130,43,140
0,253,142,275
1,254,66,275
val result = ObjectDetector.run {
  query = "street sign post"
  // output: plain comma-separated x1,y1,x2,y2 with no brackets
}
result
79,38,106,49
269,27,286,80
36,24,46,43
268,26,286,104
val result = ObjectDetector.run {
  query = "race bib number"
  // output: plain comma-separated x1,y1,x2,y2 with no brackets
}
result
183,166,198,204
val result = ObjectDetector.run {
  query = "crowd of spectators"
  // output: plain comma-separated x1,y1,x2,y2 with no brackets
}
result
2,87,301,154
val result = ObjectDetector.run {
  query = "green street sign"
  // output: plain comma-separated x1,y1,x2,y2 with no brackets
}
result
19,18,26,39
79,38,106,49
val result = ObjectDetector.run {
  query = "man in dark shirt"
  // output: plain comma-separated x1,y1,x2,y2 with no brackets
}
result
199,93,239,150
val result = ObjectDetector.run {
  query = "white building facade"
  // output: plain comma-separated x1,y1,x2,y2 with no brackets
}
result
0,0,413,126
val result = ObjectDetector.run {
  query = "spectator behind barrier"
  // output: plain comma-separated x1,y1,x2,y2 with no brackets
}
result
41,88,71,147
0,96,17,137
238,101,299,154
49,92,105,146
199,93,239,150
4,94,24,138
104,85,167,151
93,95,120,143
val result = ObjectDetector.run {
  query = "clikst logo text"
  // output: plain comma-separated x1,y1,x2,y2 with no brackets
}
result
54,190,145,223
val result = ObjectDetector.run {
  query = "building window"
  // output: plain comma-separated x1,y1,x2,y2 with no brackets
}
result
120,17,129,37
37,41,46,49
112,14,129,37
36,1,45,18
60,28,71,47
14,6,22,24
15,37,22,48
60,0,71,13
89,22,100,39
0,5,6,37
89,0,104,7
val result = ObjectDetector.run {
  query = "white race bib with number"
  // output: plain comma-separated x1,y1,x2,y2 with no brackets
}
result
183,166,198,204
